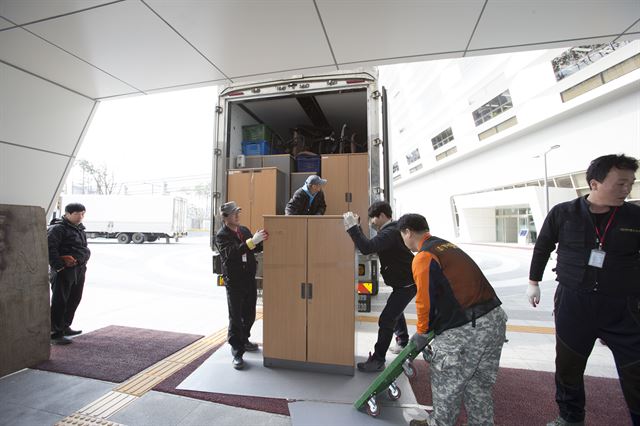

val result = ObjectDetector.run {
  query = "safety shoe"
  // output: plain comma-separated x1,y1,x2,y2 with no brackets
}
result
409,419,431,426
357,352,385,372
546,417,584,426
63,327,82,336
232,355,244,370
244,341,259,352
50,333,72,345
389,342,407,354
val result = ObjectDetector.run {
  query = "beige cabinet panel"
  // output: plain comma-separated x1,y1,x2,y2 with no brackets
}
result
263,216,308,362
307,217,355,366
348,153,369,236
321,154,349,215
227,169,252,225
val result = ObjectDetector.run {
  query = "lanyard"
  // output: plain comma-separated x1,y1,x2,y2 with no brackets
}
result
594,207,618,249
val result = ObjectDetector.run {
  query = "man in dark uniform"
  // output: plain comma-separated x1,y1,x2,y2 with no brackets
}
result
527,154,640,426
47,202,91,345
285,175,327,215
343,201,416,372
215,201,268,370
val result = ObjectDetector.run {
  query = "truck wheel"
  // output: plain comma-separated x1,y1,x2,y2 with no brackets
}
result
117,233,131,244
132,233,145,244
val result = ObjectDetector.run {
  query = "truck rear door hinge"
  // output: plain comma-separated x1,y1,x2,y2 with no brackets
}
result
372,138,382,146
212,192,221,199
371,90,381,99
372,187,382,195
214,148,222,156
215,106,223,114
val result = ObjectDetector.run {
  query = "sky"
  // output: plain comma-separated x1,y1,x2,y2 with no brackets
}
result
78,85,218,186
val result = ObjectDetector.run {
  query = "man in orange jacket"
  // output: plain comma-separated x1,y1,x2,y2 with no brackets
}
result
398,213,507,426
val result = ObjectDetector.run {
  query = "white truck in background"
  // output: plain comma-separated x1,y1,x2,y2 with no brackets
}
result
58,194,188,244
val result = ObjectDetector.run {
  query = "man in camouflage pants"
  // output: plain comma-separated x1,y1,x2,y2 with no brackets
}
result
398,213,507,426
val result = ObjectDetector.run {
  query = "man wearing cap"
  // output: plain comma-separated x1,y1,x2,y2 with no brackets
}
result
215,201,268,370
285,175,327,215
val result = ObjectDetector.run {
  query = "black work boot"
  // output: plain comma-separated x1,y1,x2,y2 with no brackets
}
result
64,327,82,336
357,352,385,372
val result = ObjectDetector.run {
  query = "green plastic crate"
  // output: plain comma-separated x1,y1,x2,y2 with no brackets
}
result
242,124,273,143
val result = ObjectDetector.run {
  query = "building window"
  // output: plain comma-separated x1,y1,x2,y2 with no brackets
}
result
472,90,513,126
552,42,628,81
435,146,457,161
560,53,640,102
478,116,518,141
431,127,454,150
409,164,423,174
406,148,421,165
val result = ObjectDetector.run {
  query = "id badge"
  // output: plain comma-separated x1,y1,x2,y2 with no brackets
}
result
242,254,247,263
588,249,605,268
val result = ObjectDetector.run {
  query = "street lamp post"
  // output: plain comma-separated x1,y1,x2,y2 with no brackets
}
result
536,145,560,214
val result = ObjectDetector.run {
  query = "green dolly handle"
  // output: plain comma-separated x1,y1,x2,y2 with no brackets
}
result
354,331,434,418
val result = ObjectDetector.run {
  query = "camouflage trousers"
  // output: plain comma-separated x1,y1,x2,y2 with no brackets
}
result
429,306,508,426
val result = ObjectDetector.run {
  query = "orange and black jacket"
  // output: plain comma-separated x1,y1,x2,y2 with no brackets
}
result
413,234,501,335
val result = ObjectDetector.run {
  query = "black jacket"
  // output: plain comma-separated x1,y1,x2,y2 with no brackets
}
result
215,224,263,286
530,196,640,296
285,187,326,215
347,220,415,288
47,217,91,271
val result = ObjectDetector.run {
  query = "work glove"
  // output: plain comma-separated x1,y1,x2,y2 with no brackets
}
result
60,255,78,268
410,332,431,352
526,281,541,307
252,230,268,245
342,212,358,231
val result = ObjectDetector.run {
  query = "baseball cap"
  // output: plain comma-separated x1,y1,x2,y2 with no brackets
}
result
220,201,241,216
305,175,327,186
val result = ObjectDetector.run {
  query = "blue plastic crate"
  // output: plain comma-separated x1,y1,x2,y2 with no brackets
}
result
296,154,321,173
242,140,271,156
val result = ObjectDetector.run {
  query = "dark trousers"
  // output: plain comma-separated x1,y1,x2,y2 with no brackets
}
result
50,265,86,334
225,279,257,357
554,285,640,424
373,284,417,361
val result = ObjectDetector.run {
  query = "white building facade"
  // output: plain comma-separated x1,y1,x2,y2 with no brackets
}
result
379,40,640,244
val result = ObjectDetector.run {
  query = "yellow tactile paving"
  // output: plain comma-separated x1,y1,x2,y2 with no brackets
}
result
55,412,125,425
356,314,555,335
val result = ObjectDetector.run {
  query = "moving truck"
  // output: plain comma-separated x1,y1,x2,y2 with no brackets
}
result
58,194,187,244
210,69,391,294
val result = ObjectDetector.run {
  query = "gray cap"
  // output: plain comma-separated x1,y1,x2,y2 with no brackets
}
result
305,175,327,186
220,201,241,216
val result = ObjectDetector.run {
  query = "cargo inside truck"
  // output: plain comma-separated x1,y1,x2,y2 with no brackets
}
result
224,88,369,164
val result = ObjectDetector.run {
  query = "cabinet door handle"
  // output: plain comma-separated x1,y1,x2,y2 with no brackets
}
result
307,283,313,299
301,283,306,299
345,192,352,203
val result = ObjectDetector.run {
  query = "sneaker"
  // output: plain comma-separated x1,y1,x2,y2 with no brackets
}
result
51,334,72,345
357,352,385,372
546,417,584,426
63,327,82,336
389,342,407,354
232,355,244,370
244,341,259,352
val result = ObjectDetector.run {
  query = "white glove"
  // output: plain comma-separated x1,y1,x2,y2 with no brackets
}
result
343,212,358,231
526,282,541,307
252,230,267,245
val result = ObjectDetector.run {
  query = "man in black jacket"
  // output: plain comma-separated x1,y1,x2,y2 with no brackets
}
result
285,175,327,215
527,154,640,426
343,201,416,372
215,201,268,370
47,203,91,345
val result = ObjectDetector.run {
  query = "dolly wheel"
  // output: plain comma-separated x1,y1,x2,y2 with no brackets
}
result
403,359,416,379
366,397,380,417
387,383,401,401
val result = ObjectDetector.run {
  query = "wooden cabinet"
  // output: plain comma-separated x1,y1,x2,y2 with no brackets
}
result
321,153,369,235
226,167,286,231
263,215,355,375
